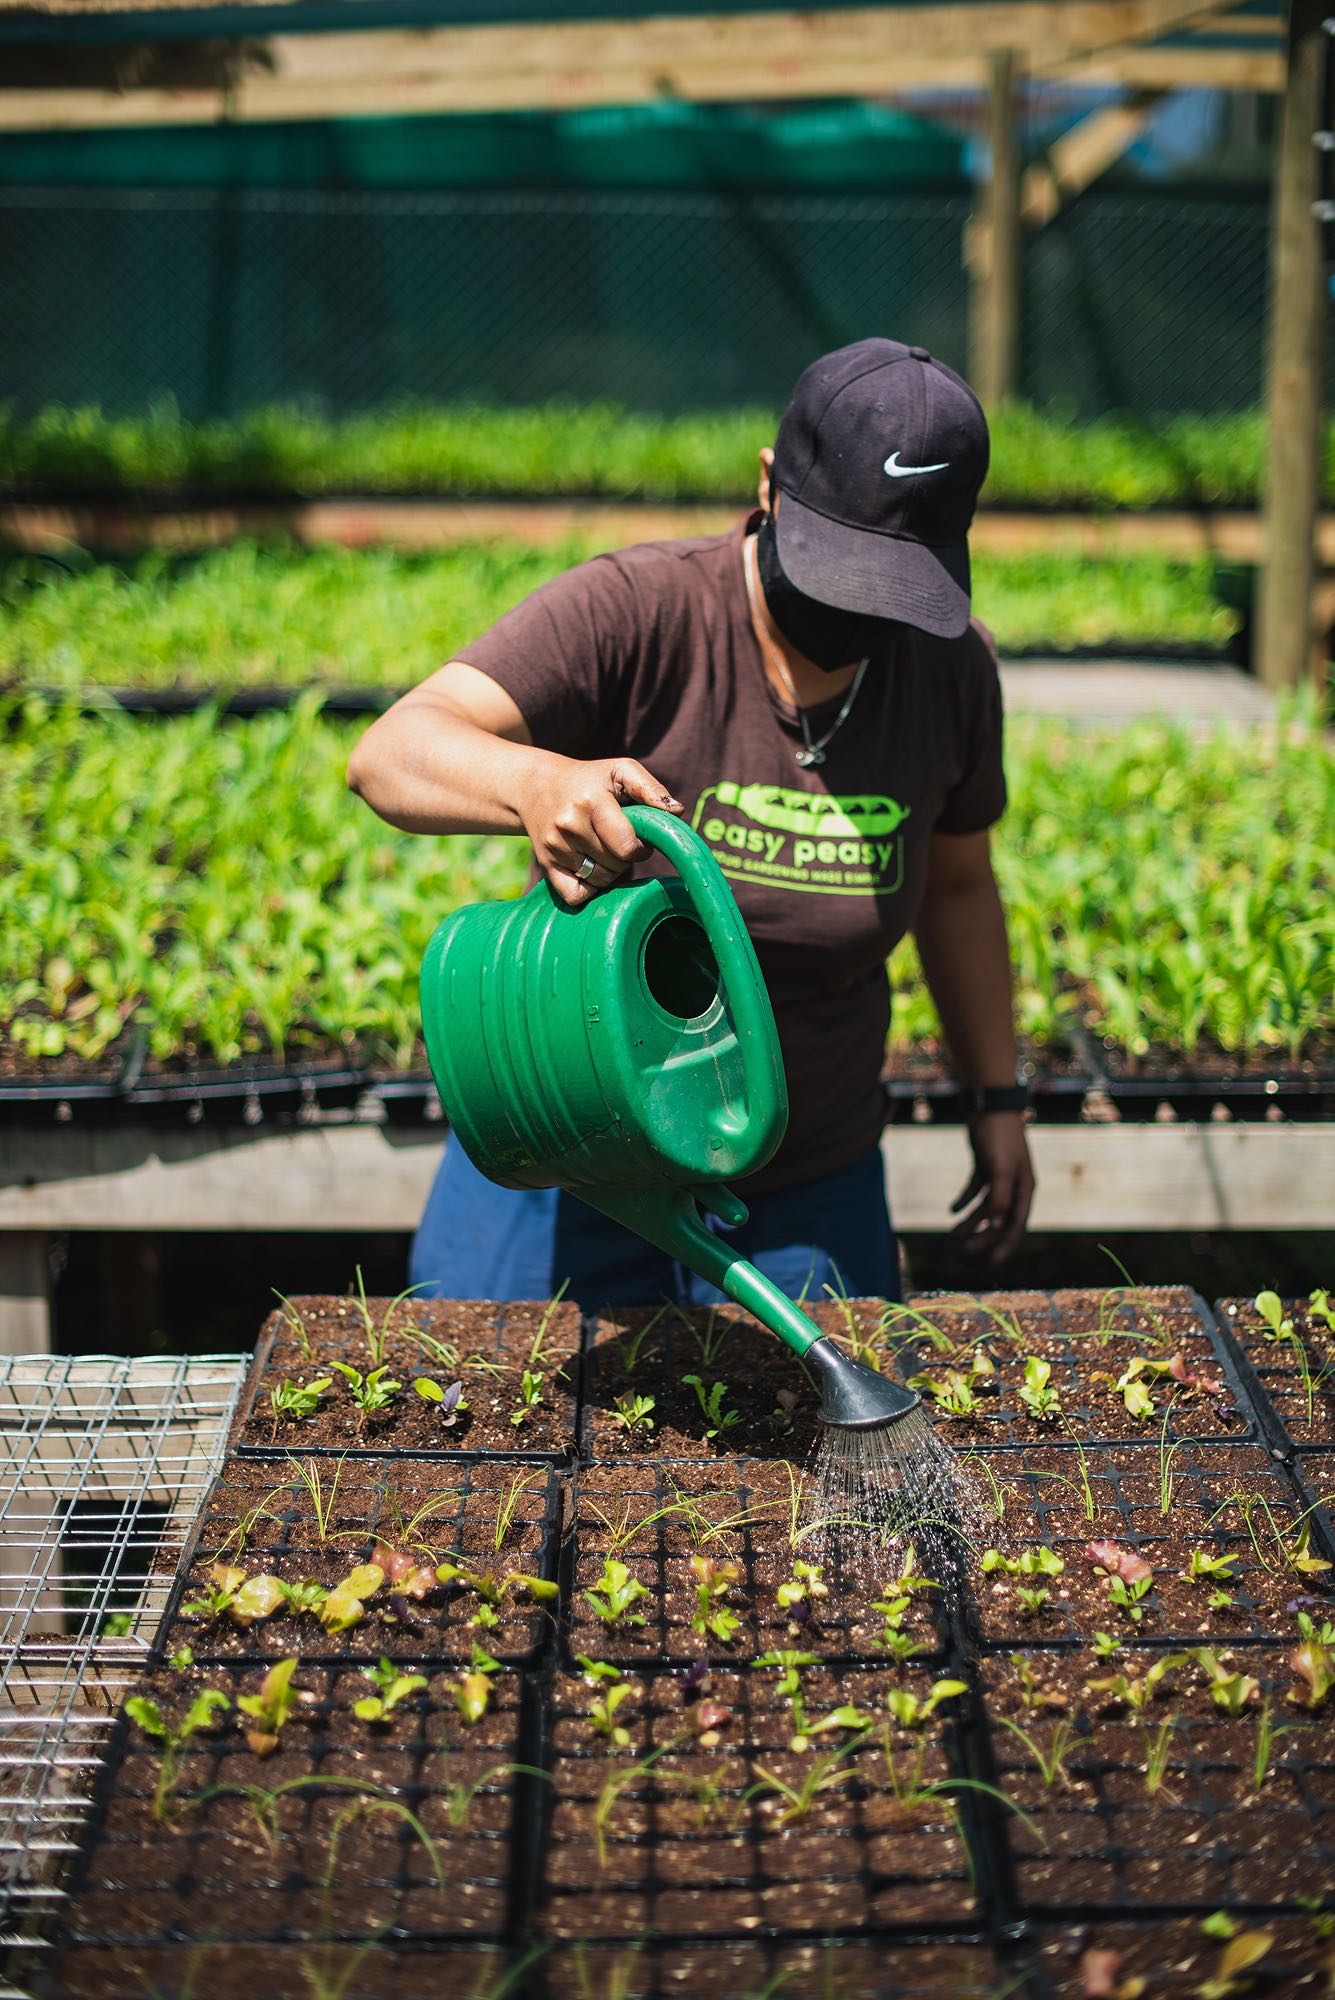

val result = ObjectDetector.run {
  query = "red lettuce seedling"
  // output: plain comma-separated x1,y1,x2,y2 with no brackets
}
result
1085,1541,1152,1586
354,1656,428,1725
237,1657,306,1756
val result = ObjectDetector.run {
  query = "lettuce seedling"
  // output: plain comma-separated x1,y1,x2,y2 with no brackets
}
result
1192,1648,1259,1715
509,1369,544,1428
237,1657,305,1756
904,1364,984,1418
1086,1652,1187,1714
885,1679,967,1729
354,1656,428,1724
681,1375,740,1438
455,1640,501,1723
1255,1290,1294,1343
269,1376,332,1430
982,1546,1065,1579
1016,1585,1052,1617
318,1562,385,1634
330,1362,401,1423
1107,1572,1154,1624
436,1558,557,1629
689,1555,741,1644
415,1378,467,1426
1290,1610,1335,1709
583,1558,649,1628
1019,1355,1062,1422
1183,1549,1239,1585
182,1563,285,1629
1113,1357,1156,1421
125,1686,231,1821
610,1392,656,1435
587,1675,636,1748
776,1559,827,1631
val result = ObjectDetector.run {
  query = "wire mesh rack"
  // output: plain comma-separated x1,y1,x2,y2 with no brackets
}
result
0,1351,247,1996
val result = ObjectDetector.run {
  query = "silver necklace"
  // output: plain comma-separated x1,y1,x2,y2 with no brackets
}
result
744,536,868,768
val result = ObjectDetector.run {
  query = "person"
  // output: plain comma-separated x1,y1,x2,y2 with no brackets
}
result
348,336,1036,1310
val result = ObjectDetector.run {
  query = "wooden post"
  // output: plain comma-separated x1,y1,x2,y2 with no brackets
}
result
0,1232,51,1355
1257,0,1326,690
969,49,1022,406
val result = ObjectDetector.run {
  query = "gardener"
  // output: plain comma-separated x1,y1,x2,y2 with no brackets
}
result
348,336,1035,1308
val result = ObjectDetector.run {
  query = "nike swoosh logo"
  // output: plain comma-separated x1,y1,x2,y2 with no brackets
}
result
883,451,949,477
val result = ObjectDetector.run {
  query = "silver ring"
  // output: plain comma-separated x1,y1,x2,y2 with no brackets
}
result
576,855,597,882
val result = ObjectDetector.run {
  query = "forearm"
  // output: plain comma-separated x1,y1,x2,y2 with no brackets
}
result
347,696,562,837
913,876,1019,1086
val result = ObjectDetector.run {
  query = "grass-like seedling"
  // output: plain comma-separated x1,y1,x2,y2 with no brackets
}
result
284,1456,360,1546
591,1738,688,1866
271,1291,314,1359
581,1496,687,1557
524,1280,570,1371
962,1454,1020,1523
995,1714,1090,1791
583,1558,650,1629
1250,1697,1293,1792
681,1374,741,1438
494,1468,546,1552
1085,1652,1187,1714
125,1685,231,1821
350,1267,431,1369
1141,1715,1179,1799
611,1306,668,1377
237,1657,306,1757
749,1736,868,1828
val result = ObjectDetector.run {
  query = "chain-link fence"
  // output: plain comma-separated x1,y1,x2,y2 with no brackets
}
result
1,181,1276,420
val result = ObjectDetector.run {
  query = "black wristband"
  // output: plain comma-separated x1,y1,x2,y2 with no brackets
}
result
957,1082,1031,1118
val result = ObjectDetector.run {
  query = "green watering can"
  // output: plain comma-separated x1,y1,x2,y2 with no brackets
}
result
420,805,916,1430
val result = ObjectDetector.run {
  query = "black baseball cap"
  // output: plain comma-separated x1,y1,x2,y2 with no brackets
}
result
771,337,990,639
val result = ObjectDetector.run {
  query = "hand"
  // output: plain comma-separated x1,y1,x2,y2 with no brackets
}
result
949,1110,1035,1264
520,755,683,909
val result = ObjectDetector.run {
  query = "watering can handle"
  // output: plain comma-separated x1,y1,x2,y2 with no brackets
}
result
623,804,788,1136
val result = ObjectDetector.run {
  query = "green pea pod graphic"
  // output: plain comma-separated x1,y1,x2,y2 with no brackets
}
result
711,781,910,839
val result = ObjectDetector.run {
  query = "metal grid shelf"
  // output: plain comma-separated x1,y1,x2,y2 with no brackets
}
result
0,1352,247,1996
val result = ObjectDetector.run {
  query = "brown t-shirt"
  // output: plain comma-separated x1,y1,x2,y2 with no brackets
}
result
460,512,1006,1193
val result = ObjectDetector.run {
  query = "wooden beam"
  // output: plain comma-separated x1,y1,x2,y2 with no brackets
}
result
970,49,1023,407
0,0,1277,130
1256,0,1326,690
0,1233,51,1356
5,498,1328,560
1055,43,1283,85
1022,91,1165,228
0,1120,1328,1234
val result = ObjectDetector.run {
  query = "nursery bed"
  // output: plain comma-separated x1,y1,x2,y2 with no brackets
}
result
1213,1294,1335,1454
31,1289,1335,2000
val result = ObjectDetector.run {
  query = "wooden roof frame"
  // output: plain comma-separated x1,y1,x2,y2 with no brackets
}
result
0,0,1283,131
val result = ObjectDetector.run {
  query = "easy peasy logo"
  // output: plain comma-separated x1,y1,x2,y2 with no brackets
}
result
692,781,910,896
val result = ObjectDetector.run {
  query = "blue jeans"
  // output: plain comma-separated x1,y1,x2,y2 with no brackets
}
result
410,1141,901,1311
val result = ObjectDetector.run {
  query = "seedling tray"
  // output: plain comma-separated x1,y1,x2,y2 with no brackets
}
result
47,1943,520,2000
539,1934,1005,1997
883,1286,1259,1447
979,1649,1335,1915
232,1296,583,1460
535,1664,995,1942
565,1456,945,1667
957,1442,1321,1650
1212,1295,1335,1454
59,1661,527,1948
161,1456,563,1667
1030,1913,1335,1998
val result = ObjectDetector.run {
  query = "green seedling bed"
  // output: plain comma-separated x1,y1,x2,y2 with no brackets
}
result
1213,1295,1335,1454
163,1457,563,1669
232,1296,582,1461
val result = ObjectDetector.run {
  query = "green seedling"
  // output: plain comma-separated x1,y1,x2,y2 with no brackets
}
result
752,1649,818,1749
436,1557,556,1627
884,1679,966,1730
1310,1288,1335,1333
681,1374,741,1438
525,1279,570,1369
414,1377,467,1426
1113,1356,1156,1421
1141,1715,1178,1798
318,1563,386,1635
271,1290,313,1359
1107,1572,1153,1623
283,1455,360,1547
1195,1926,1275,1999
1192,1648,1259,1716
1250,1696,1294,1793
237,1657,305,1756
1085,1652,1187,1713
125,1685,231,1821
1092,1632,1122,1660
274,1577,329,1619
682,1306,732,1370
586,1671,636,1749
689,1555,741,1644
353,1657,428,1724
168,1646,194,1672
1291,1609,1335,1709
1255,1290,1294,1343
454,1640,501,1724
776,1559,827,1624
509,1369,544,1428
749,1737,866,1828
581,1496,688,1557
1016,1586,1052,1617
268,1376,332,1432
350,1266,431,1367
1018,1355,1062,1422
610,1306,668,1376
494,1468,547,1551
1217,1488,1333,1580
591,1738,688,1866
995,1714,1090,1790
330,1361,401,1422
584,1558,649,1628
982,1546,1065,1579
182,1563,285,1629
1009,1654,1067,1713
905,1364,984,1419
1183,1548,1239,1584
610,1392,656,1435
880,1735,1046,1884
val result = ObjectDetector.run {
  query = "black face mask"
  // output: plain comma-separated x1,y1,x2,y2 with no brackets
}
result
756,511,892,673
